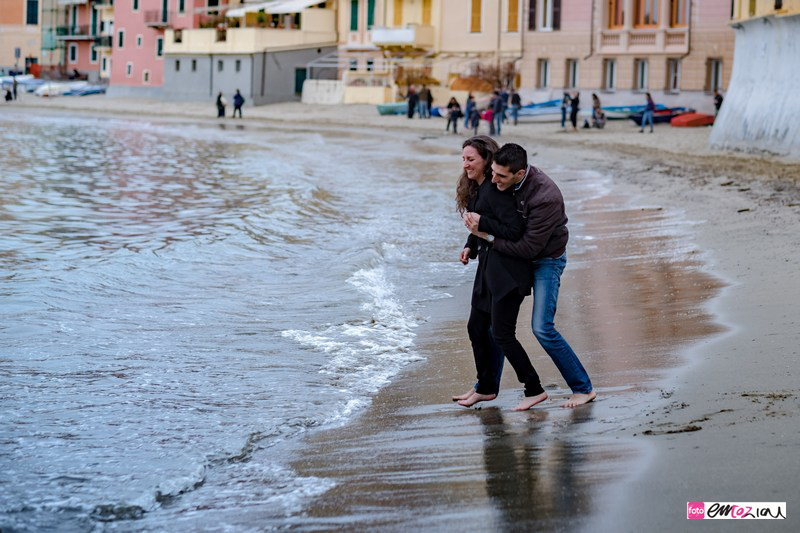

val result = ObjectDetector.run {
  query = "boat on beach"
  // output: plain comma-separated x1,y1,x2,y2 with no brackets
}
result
376,102,407,115
602,104,668,120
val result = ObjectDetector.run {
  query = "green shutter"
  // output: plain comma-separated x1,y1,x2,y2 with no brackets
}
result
350,0,359,31
367,0,375,27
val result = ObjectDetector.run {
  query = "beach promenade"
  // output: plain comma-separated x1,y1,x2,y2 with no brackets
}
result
4,96,798,530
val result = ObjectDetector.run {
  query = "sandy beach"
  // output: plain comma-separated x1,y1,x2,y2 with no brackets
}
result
5,95,799,530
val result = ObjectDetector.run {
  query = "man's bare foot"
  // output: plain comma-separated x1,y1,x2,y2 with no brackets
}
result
512,391,548,411
458,393,497,407
561,391,597,408
452,389,476,402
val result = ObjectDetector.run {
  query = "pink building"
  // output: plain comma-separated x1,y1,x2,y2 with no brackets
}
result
110,0,231,96
59,0,104,81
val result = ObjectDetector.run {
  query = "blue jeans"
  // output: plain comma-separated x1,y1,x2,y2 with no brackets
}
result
641,110,654,131
493,111,503,135
511,105,520,125
531,253,593,394
417,101,430,118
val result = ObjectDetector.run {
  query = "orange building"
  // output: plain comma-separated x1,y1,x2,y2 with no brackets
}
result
0,0,41,74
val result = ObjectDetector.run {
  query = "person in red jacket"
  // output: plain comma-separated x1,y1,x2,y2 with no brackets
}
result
464,143,596,408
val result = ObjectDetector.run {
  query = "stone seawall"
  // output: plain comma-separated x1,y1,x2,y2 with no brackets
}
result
709,14,800,159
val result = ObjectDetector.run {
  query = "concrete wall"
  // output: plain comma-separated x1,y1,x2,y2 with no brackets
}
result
302,79,344,104
709,14,800,158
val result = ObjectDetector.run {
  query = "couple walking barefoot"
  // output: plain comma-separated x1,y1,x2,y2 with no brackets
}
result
454,137,596,410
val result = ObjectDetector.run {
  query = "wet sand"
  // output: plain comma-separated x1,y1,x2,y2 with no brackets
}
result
8,97,800,530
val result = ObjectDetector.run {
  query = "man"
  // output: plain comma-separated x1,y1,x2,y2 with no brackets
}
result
491,91,504,136
232,89,245,118
418,85,431,119
713,89,724,117
465,143,596,408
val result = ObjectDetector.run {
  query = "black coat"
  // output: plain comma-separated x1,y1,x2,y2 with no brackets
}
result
465,180,532,312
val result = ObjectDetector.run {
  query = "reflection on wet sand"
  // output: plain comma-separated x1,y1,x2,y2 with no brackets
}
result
289,184,725,530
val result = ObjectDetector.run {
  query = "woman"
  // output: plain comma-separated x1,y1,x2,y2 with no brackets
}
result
570,92,580,131
463,93,475,130
640,92,655,133
454,137,540,408
216,92,227,118
446,97,462,134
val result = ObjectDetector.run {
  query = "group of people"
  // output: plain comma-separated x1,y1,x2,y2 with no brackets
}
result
215,90,246,118
4,76,18,102
562,91,607,131
454,136,596,410
411,87,523,136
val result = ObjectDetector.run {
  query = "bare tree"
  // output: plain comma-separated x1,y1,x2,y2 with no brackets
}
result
469,61,517,89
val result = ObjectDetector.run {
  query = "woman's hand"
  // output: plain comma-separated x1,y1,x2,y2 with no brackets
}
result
460,248,471,265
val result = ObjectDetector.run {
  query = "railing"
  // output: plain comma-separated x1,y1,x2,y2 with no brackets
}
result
144,10,172,27
94,35,113,48
600,32,621,46
56,25,94,38
629,31,657,46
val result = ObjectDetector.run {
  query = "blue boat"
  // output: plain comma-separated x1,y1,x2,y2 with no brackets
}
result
376,102,407,116
629,107,693,126
602,104,667,120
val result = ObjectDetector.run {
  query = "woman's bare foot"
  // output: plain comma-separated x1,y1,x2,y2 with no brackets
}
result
561,391,597,408
512,391,548,411
458,392,497,407
452,388,476,402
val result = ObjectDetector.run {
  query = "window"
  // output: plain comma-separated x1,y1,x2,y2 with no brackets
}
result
471,0,482,33
191,59,197,72
235,59,241,72
156,37,164,58
667,58,680,92
118,30,124,48
635,58,649,90
533,0,561,31
179,0,186,12
670,0,689,26
634,0,659,27
174,29,183,43
349,58,358,71
218,60,223,72
175,59,181,72
367,0,375,28
133,0,139,11
422,0,432,25
26,0,38,25
393,0,402,26
508,0,519,32
91,7,98,35
707,58,722,91
748,0,756,16
566,58,579,88
366,58,374,71
91,45,98,64
604,58,616,90
351,0,359,31
537,58,550,88
126,62,133,78
136,35,143,48
608,0,624,28
69,44,77,63
143,70,150,83
102,57,107,71
528,0,536,30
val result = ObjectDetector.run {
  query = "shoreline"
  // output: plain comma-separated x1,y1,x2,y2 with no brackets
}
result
7,100,799,529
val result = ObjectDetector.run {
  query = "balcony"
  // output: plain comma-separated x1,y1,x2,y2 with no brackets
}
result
94,35,113,49
144,10,172,28
58,0,88,5
56,25,96,40
597,27,689,55
165,26,337,55
369,25,434,49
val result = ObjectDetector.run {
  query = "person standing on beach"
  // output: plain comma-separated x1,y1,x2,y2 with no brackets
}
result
407,86,419,119
570,92,580,131
510,89,522,126
232,90,245,118
640,92,655,133
464,93,476,130
560,92,570,129
418,85,431,119
713,89,724,117
216,92,226,118
446,97,461,134
465,143,596,408
456,137,546,410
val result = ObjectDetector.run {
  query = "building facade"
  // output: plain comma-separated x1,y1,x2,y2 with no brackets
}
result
163,1,337,104
0,0,42,74
520,0,735,113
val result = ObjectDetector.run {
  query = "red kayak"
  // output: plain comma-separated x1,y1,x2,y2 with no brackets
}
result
671,113,715,127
